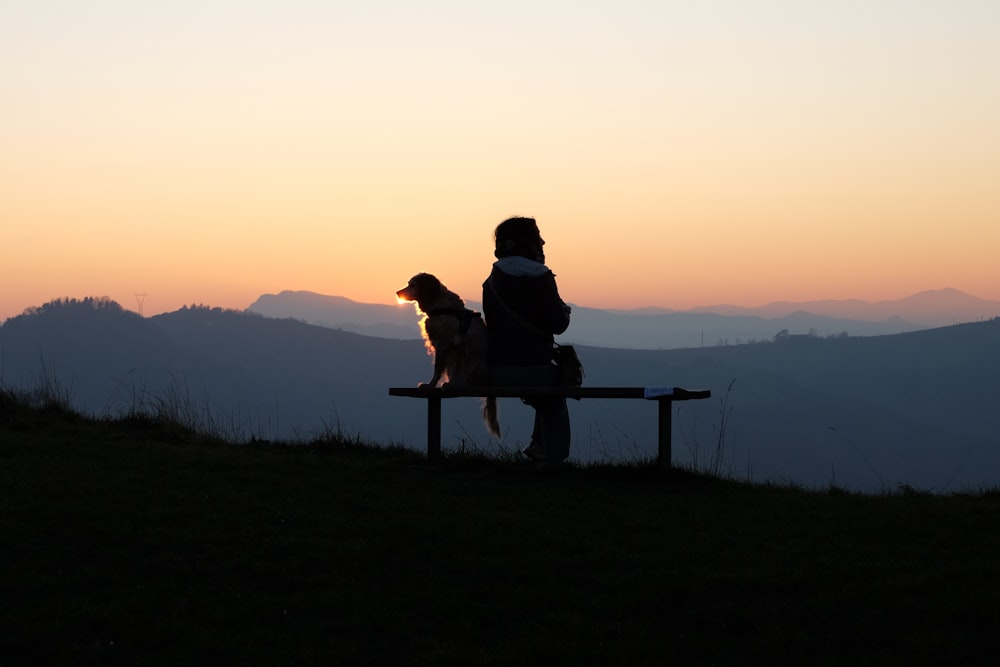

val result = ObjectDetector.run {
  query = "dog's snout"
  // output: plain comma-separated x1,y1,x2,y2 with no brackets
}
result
396,283,417,303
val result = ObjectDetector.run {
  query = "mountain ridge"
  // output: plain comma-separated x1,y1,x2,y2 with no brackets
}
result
2,296,998,493
247,287,1000,349
693,287,997,323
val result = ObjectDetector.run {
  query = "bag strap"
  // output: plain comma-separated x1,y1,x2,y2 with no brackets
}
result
485,276,549,338
426,307,480,334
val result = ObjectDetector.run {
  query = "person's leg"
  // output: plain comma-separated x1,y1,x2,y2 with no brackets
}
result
525,408,545,461
526,395,569,462
488,364,566,461
536,396,570,462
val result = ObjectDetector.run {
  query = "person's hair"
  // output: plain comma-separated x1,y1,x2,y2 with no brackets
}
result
494,216,542,259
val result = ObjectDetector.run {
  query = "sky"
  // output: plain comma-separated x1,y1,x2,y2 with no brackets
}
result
3,0,999,321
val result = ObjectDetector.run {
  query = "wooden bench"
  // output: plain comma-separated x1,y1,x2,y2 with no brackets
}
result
388,386,711,467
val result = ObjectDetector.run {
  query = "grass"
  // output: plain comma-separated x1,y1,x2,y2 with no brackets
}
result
3,390,1000,665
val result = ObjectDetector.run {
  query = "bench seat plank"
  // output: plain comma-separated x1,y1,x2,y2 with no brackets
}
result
389,386,710,400
388,386,711,467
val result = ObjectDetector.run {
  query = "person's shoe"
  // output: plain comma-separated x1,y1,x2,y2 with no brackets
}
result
521,445,545,462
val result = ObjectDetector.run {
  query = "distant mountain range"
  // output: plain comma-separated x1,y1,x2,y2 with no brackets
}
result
248,287,1000,349
2,295,998,493
689,288,999,323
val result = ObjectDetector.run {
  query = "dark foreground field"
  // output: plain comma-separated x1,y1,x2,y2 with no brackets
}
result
3,397,999,666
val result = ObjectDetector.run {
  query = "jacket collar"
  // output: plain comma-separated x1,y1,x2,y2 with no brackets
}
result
493,256,551,277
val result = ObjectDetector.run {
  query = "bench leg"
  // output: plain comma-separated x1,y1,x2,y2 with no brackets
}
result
427,396,442,460
657,399,673,469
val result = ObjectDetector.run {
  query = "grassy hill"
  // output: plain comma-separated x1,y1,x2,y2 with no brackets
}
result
4,300,998,491
3,391,999,665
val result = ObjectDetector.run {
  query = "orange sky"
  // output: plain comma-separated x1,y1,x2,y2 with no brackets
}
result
2,2,998,321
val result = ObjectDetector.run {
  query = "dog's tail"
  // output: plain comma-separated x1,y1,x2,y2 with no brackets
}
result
482,396,500,438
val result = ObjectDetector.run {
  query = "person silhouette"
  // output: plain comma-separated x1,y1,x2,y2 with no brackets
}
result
482,216,572,464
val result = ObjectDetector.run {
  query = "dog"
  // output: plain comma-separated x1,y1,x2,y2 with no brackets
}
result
396,273,500,437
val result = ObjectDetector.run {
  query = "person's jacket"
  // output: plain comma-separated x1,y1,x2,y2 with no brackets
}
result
483,259,570,366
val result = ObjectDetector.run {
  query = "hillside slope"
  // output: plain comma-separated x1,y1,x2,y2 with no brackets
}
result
2,299,998,492
2,409,1000,664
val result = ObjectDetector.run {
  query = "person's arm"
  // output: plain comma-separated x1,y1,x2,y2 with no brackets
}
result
538,273,571,335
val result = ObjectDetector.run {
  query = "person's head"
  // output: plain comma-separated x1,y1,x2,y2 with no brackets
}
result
494,216,545,262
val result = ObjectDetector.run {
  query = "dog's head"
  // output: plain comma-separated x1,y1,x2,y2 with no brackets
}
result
396,273,444,312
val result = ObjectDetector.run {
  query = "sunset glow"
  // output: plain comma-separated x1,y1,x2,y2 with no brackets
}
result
3,1,999,321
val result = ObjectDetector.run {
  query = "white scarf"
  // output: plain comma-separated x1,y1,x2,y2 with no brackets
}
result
493,256,551,277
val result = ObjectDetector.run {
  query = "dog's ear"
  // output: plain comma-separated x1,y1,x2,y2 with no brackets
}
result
413,273,441,299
